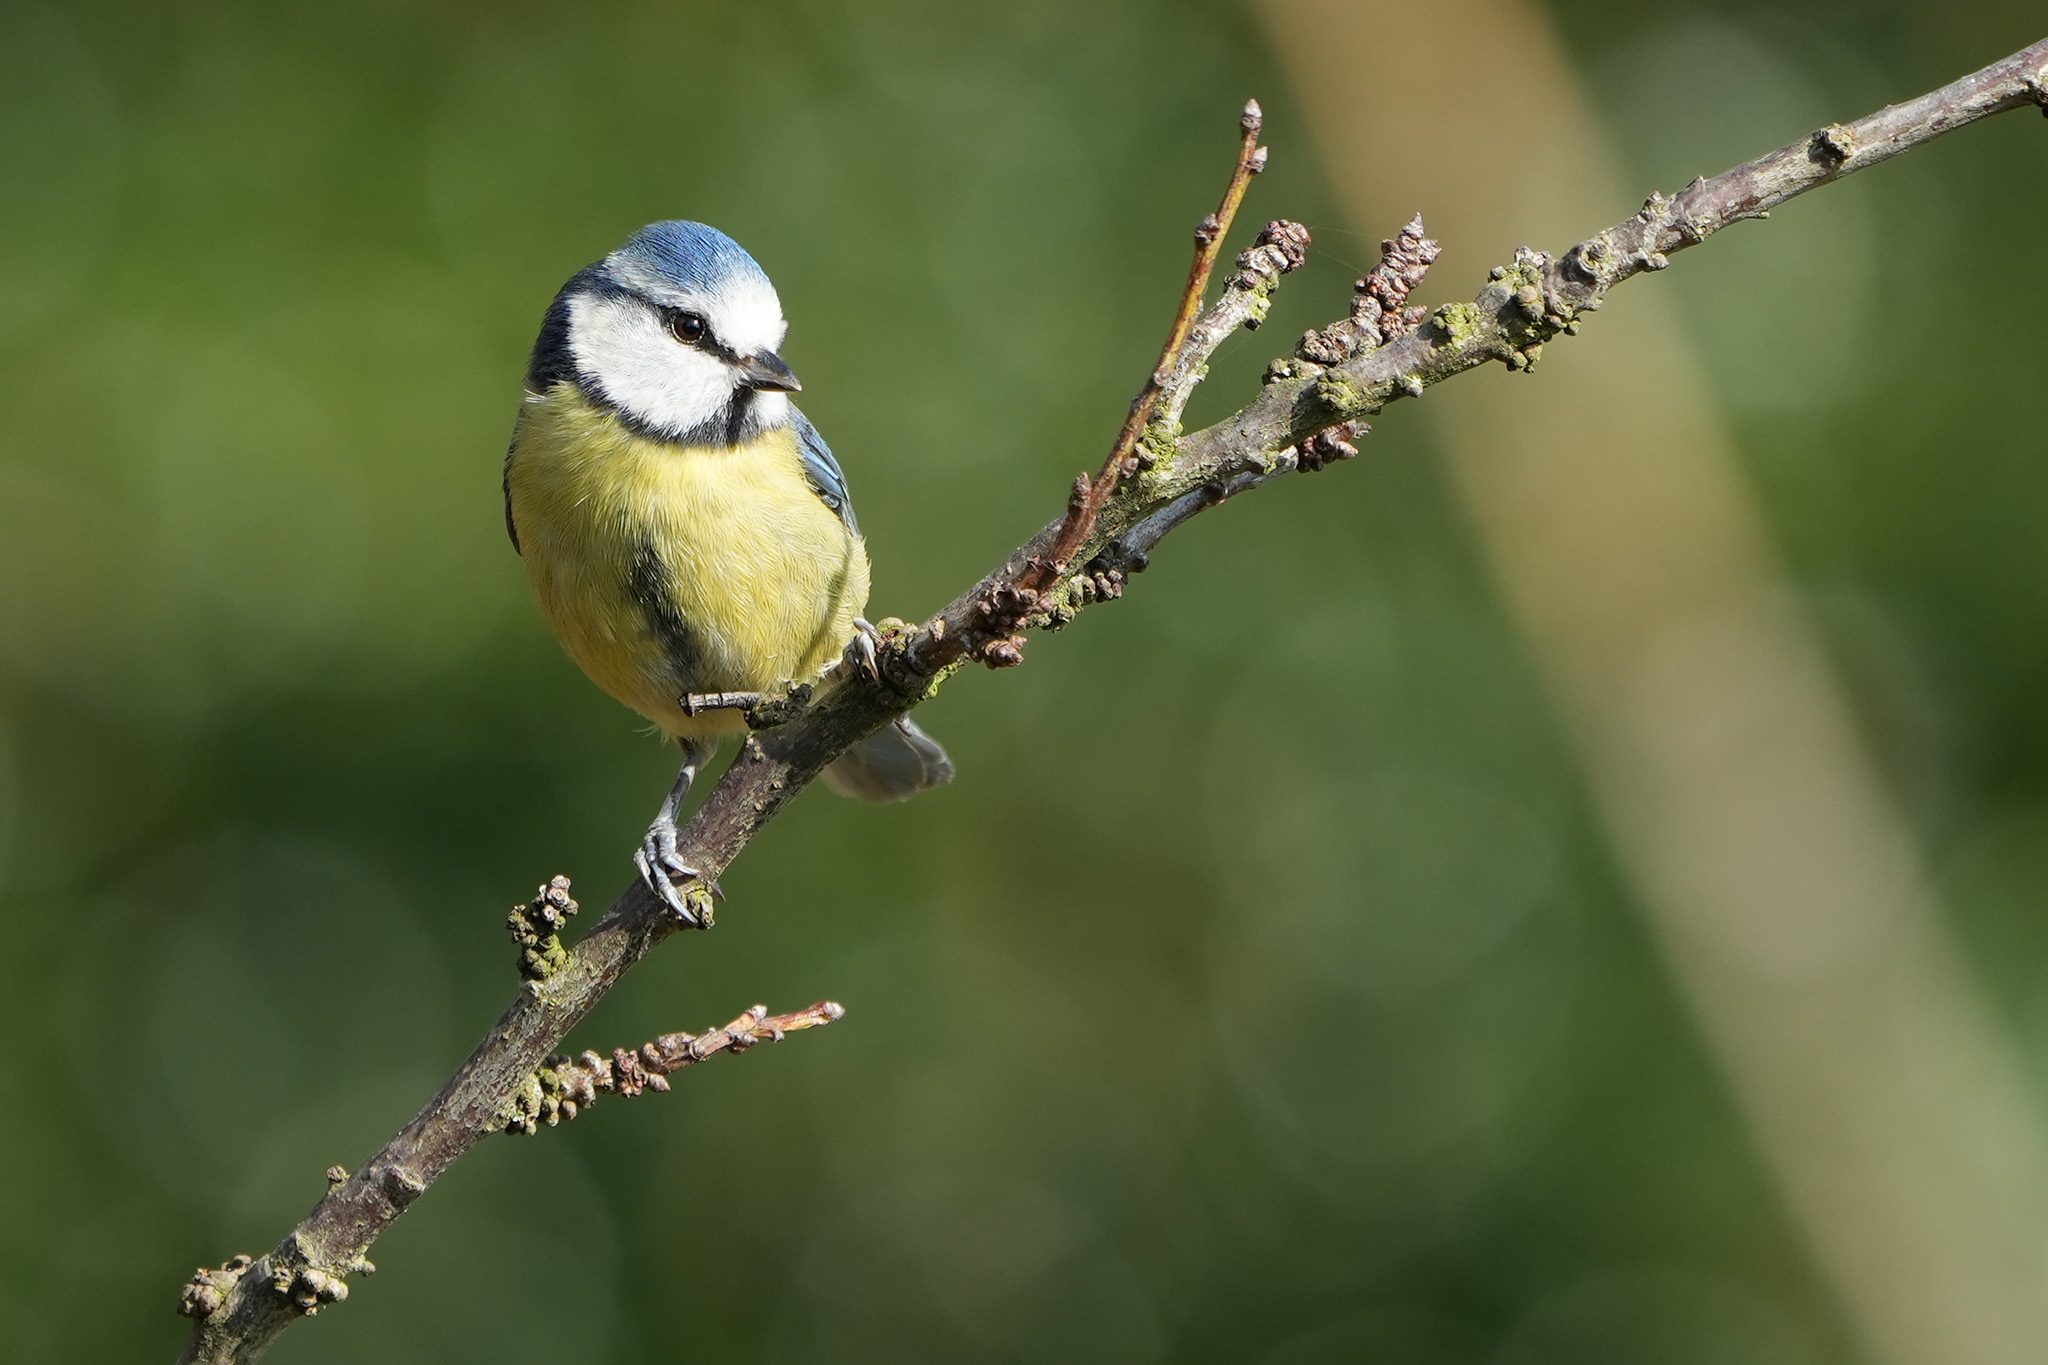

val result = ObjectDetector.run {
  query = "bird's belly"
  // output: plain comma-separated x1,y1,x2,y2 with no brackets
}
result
508,399,870,738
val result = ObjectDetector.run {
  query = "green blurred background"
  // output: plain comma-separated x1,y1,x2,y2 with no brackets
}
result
4,1,2046,1361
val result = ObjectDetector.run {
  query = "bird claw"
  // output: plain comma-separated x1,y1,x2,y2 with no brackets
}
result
635,822,722,929
842,617,881,683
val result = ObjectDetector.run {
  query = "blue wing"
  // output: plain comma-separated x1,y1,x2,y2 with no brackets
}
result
792,407,858,535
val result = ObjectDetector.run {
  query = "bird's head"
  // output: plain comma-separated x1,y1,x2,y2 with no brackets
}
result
531,221,801,445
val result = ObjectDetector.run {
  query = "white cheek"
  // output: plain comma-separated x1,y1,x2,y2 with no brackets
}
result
750,391,790,426
567,294,732,435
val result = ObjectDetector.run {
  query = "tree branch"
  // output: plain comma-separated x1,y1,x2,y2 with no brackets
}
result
173,33,2048,1363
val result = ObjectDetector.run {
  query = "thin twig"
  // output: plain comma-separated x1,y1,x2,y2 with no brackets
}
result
1158,218,1314,429
1020,98,1268,598
502,1001,845,1133
174,35,2048,1365
1294,214,1441,366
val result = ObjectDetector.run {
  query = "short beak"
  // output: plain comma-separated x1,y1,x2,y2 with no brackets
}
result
737,349,802,393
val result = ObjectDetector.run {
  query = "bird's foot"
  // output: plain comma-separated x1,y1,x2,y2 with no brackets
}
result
837,616,882,683
679,685,811,729
634,820,723,929
680,689,765,718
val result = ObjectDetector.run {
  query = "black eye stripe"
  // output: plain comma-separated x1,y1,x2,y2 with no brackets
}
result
660,308,748,363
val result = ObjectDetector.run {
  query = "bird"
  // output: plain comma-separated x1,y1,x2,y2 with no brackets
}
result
503,221,952,922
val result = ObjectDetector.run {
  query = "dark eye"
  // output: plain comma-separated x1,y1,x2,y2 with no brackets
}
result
666,311,708,345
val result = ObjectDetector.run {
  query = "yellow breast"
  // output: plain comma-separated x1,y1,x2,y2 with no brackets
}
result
505,383,870,740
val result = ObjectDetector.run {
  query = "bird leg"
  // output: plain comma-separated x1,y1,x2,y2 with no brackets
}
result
633,739,722,927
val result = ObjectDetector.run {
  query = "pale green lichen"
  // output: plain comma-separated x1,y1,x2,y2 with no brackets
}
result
1432,301,1484,347
1133,418,1180,472
915,656,967,702
507,876,579,983
1494,258,1545,296
1481,247,1573,370
1310,369,1372,416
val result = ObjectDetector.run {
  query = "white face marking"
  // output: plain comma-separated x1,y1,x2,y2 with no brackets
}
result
566,263,789,439
566,292,732,436
604,252,788,357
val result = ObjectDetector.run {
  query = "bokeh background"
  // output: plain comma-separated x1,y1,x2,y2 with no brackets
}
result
4,1,2046,1361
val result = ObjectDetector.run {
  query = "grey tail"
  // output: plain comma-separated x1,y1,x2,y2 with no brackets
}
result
822,718,954,802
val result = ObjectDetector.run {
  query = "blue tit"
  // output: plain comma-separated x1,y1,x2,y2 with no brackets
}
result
504,221,951,918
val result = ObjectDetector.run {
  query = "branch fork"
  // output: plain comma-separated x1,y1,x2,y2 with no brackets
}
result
1012,99,1272,611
